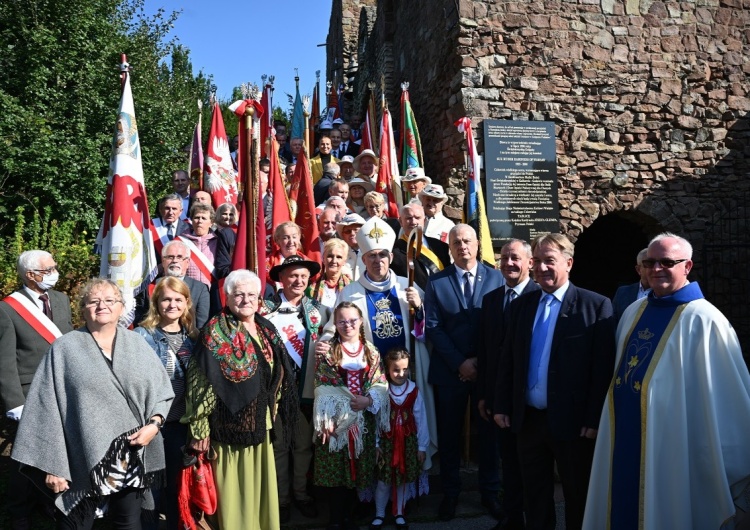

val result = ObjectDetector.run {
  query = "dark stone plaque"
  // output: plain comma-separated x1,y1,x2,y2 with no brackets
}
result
482,120,558,243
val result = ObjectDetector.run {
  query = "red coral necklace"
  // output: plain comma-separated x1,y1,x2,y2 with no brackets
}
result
341,341,364,358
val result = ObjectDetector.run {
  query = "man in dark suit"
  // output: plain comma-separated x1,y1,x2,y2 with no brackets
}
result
494,233,616,530
0,250,74,530
611,247,650,323
391,203,450,291
478,239,539,530
337,123,360,157
425,224,506,522
151,194,191,261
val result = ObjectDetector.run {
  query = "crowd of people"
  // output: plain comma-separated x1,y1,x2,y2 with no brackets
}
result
2,118,750,530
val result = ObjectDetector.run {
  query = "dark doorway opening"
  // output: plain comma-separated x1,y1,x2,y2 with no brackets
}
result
569,211,661,299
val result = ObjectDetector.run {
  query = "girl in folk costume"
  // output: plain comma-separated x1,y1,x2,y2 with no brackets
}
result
371,348,430,530
313,301,390,529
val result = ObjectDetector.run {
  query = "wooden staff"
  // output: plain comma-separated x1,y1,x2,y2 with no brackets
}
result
406,225,423,378
243,102,258,273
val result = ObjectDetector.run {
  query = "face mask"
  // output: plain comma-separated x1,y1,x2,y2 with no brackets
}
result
36,271,59,290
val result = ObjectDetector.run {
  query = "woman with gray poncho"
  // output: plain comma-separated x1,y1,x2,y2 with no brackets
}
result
11,278,174,529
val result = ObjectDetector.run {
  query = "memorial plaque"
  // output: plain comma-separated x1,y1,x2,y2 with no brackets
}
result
482,120,558,243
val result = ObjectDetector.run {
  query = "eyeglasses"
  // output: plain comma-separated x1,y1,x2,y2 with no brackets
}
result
641,258,688,269
85,298,122,308
163,255,188,262
336,318,361,328
366,251,390,260
232,292,258,301
31,266,58,275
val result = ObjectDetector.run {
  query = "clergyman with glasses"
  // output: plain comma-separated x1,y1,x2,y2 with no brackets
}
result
584,232,750,529
0,250,74,530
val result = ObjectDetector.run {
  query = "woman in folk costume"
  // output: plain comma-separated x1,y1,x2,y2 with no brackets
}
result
307,238,352,312
11,278,174,528
182,269,298,530
313,301,390,529
371,348,430,530
318,216,439,469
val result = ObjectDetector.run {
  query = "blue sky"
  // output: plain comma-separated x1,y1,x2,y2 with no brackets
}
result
144,1,332,110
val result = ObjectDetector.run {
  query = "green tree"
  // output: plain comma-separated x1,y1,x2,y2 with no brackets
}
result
0,0,212,237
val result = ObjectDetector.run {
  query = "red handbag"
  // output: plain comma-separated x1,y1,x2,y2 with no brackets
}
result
178,447,218,530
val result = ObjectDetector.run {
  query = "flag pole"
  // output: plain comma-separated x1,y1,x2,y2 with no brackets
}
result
303,95,310,157
243,86,258,274
119,54,130,93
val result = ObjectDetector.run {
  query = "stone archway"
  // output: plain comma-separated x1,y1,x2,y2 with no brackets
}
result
569,211,662,298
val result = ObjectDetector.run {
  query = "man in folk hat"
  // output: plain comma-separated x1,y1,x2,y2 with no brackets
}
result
317,217,439,468
353,149,378,186
402,167,432,200
420,184,455,243
260,255,328,523
336,213,366,281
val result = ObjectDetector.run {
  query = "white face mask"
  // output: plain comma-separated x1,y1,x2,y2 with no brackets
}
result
36,271,59,290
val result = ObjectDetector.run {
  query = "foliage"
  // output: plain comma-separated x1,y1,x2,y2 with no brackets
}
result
0,0,212,237
0,207,99,324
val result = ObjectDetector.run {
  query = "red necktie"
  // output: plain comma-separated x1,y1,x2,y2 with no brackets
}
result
39,292,53,320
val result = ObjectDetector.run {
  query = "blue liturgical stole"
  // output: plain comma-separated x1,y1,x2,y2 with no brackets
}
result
365,287,405,355
609,282,704,529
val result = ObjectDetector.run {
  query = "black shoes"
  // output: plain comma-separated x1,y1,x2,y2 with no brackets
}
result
438,495,458,521
294,497,319,518
481,495,505,520
279,504,291,524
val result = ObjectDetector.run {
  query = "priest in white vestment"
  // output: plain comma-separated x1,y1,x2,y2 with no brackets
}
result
584,233,750,530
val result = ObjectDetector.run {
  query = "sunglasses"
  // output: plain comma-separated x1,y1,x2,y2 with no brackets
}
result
641,258,688,269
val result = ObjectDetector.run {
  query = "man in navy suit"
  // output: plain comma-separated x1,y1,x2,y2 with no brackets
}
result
478,239,539,530
494,233,615,530
611,247,650,323
425,224,505,521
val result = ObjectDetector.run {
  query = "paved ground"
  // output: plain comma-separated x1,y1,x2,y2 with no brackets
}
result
283,463,567,530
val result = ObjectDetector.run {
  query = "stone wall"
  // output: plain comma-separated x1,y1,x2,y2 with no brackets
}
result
331,0,750,254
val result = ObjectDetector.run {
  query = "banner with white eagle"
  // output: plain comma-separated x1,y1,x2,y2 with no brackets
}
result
204,100,239,208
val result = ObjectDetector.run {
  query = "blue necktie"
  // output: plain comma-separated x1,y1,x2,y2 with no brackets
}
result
463,272,473,308
528,293,554,389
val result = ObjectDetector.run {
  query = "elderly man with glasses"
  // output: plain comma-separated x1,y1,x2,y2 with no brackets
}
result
0,250,74,530
584,232,750,530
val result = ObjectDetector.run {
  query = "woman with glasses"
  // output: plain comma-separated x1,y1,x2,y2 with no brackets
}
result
313,301,389,529
363,191,401,234
12,278,174,529
182,269,298,529
135,277,198,530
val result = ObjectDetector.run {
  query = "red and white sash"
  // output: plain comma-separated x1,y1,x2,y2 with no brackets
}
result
150,218,171,256
4,292,63,344
267,307,306,368
175,236,216,281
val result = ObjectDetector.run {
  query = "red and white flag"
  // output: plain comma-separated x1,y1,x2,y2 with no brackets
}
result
96,70,158,325
375,106,401,218
203,101,238,208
